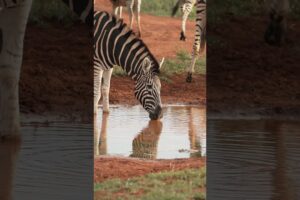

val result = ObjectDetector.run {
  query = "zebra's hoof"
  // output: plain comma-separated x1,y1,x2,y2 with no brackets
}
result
186,73,192,83
180,32,186,41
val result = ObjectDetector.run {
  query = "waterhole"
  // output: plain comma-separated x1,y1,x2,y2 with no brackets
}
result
95,105,206,159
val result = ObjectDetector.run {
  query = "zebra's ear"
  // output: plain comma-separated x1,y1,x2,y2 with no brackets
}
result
159,57,165,70
142,57,151,73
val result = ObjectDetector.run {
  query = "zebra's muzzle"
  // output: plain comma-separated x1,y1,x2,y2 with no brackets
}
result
149,105,163,120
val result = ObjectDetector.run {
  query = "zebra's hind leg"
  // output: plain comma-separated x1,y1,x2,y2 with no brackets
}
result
180,8,190,41
102,68,113,113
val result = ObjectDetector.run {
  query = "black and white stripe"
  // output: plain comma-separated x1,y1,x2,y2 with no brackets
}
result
186,0,206,83
94,11,163,120
172,0,196,41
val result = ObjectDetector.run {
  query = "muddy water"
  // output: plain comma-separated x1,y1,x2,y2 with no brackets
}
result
209,120,300,200
95,105,206,159
0,122,92,200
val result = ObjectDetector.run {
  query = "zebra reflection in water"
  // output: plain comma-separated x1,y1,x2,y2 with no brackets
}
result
130,120,163,159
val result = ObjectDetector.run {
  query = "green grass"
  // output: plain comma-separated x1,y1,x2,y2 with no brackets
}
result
28,0,78,26
141,0,197,20
112,50,206,83
94,168,206,200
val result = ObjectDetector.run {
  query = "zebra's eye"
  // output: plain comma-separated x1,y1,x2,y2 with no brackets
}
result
147,84,152,90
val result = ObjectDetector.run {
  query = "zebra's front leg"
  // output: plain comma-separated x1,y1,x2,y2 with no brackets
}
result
0,1,32,139
186,44,199,83
102,68,113,113
94,69,103,116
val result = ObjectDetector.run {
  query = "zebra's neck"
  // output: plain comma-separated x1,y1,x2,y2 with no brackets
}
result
94,11,160,81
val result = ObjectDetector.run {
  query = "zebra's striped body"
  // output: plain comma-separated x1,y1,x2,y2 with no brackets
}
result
110,0,142,37
186,0,206,83
264,0,290,45
172,0,196,41
0,0,93,138
94,11,163,120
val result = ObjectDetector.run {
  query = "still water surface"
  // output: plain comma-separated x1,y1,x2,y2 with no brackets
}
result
95,105,206,159
0,122,93,200
208,119,300,200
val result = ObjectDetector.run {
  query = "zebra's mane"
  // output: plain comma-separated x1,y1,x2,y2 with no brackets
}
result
110,13,160,74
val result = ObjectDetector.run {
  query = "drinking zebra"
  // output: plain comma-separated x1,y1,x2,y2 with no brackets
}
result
94,11,164,120
172,0,196,41
109,0,142,37
0,0,93,139
264,0,290,45
186,0,206,83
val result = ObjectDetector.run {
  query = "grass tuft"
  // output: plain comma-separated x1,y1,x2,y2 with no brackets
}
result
95,168,206,200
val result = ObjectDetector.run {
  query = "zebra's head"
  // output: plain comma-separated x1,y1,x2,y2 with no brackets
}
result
264,10,285,46
135,57,164,120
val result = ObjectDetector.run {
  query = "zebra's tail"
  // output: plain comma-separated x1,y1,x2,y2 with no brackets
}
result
171,0,180,17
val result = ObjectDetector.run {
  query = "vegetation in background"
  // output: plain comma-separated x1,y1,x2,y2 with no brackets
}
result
141,0,196,19
112,50,206,83
94,168,206,200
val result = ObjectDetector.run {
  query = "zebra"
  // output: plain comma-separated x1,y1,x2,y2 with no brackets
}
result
172,0,196,41
94,11,164,120
109,0,142,37
0,0,93,139
186,0,206,83
264,0,290,46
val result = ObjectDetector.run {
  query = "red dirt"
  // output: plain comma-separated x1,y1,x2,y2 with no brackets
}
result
208,14,300,117
21,22,93,119
95,0,200,59
94,156,205,183
20,1,205,118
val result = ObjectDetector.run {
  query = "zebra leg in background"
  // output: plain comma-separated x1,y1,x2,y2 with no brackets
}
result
94,69,103,116
0,0,32,139
135,0,142,37
119,6,123,18
127,0,134,30
186,0,206,83
180,3,192,41
186,42,200,83
102,68,113,113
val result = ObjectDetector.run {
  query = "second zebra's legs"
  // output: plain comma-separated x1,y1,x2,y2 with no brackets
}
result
186,45,199,83
102,68,113,113
135,0,142,37
180,5,192,41
127,0,134,30
119,6,123,18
